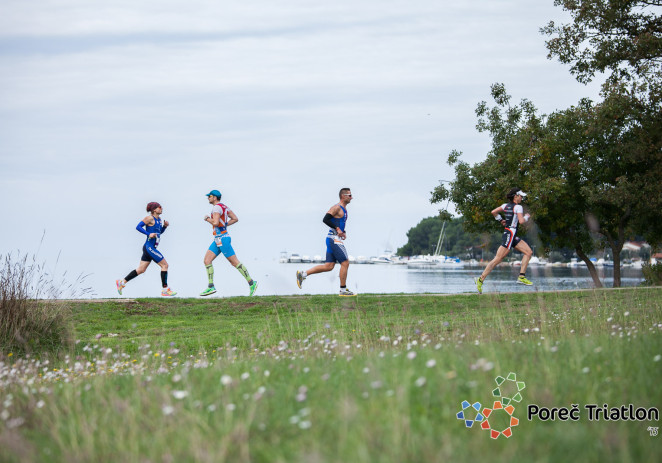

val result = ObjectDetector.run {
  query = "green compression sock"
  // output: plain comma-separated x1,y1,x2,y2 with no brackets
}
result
235,263,253,285
206,264,214,287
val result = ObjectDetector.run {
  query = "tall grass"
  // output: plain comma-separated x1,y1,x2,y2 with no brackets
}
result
0,253,90,354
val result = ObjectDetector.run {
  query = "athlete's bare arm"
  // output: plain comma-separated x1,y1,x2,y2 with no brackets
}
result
208,212,225,228
517,210,531,229
226,210,238,227
491,206,506,227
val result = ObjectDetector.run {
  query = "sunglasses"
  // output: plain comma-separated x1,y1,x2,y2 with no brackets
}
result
343,194,353,197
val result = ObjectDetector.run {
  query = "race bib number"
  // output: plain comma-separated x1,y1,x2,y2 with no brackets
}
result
333,235,344,245
214,236,223,246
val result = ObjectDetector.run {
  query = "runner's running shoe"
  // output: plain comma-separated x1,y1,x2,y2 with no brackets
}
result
296,271,304,289
517,276,533,286
339,288,357,297
200,287,217,297
116,279,126,295
475,277,483,294
161,287,177,297
249,281,258,296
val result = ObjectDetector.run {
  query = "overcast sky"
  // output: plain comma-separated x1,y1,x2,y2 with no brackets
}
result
0,1,603,297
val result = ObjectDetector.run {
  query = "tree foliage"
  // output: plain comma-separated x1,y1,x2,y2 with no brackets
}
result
432,83,662,287
541,0,662,89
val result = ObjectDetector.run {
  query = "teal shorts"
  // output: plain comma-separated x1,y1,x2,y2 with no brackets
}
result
209,235,235,258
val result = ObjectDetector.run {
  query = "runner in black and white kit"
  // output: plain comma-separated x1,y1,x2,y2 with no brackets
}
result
475,188,534,293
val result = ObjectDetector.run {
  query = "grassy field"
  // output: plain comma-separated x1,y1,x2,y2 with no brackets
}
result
1,288,661,462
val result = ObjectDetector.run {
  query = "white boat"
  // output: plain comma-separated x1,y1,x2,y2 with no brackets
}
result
301,255,312,263
313,255,323,263
528,256,543,266
279,251,289,263
407,255,439,269
356,255,370,264
406,254,464,268
289,253,302,263
349,255,356,263
567,258,585,267
370,255,394,264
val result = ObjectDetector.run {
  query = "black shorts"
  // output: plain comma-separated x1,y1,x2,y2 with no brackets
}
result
501,228,521,250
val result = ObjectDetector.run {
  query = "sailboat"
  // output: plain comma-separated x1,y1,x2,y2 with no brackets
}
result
407,221,463,268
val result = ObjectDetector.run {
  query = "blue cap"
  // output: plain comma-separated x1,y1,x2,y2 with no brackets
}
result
206,189,222,199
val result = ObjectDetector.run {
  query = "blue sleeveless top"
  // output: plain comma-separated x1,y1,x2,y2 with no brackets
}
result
145,217,164,246
327,205,347,235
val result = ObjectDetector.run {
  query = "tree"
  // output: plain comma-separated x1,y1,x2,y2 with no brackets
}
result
543,1,662,283
433,83,662,287
432,84,606,287
541,0,662,90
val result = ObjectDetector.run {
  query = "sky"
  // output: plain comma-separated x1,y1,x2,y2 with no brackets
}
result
0,0,603,298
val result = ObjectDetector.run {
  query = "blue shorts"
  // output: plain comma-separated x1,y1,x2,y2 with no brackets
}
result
209,235,236,258
501,228,522,250
325,236,348,264
141,243,164,263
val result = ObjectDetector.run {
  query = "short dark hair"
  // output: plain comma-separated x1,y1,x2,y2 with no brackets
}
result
146,202,161,213
339,188,351,198
506,188,520,201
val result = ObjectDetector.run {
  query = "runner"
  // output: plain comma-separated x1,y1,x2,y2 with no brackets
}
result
200,190,258,297
296,188,356,296
116,202,177,296
475,188,534,294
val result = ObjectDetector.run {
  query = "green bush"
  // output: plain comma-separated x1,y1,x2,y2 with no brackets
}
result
641,261,662,286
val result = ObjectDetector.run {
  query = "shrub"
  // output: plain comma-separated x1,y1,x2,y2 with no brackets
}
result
641,262,662,286
0,253,89,354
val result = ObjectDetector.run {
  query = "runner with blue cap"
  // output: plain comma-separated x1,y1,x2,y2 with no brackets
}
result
200,189,258,297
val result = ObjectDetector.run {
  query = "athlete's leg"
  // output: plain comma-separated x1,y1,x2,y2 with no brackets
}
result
135,260,150,275
199,249,219,296
339,260,349,286
226,254,256,289
306,262,335,275
203,250,218,266
515,240,533,275
480,246,510,281
157,258,169,288
117,260,149,294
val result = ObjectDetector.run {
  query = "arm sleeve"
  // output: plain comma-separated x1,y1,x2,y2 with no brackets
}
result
136,221,149,235
161,224,168,233
322,213,336,230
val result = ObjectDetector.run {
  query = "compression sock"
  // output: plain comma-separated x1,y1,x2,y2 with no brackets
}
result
206,264,214,287
161,271,168,288
235,263,254,285
519,273,525,277
124,269,139,283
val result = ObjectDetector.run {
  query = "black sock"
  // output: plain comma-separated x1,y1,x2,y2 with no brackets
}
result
124,269,139,282
341,285,346,289
161,271,168,288
519,273,525,277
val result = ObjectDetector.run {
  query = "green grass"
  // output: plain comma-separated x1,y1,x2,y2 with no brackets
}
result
1,288,661,462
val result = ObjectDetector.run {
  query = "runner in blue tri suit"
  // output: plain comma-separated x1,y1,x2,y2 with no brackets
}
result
116,202,177,296
296,188,356,296
475,188,533,294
